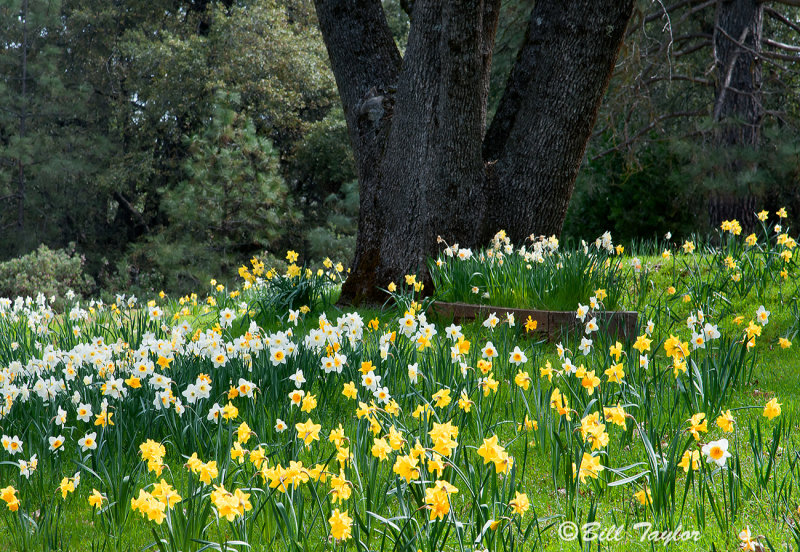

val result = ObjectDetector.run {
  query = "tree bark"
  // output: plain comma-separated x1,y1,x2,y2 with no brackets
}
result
313,0,403,303
481,0,635,245
713,0,763,147
17,0,29,236
314,0,634,304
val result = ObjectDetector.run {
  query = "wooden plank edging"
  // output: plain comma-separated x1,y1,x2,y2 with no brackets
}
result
430,301,639,341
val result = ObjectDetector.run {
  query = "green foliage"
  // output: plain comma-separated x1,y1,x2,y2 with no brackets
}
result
290,108,359,263
127,93,295,294
566,127,800,244
381,0,410,51
304,180,359,263
248,270,336,326
430,235,625,311
207,0,338,141
0,243,94,301
1,0,353,294
564,140,704,243
290,107,355,189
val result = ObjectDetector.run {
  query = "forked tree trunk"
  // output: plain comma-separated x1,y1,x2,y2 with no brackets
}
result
713,0,763,147
314,0,634,304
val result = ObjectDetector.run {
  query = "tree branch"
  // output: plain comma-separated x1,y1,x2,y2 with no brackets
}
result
762,37,800,53
481,0,635,241
484,0,634,163
644,33,711,57
676,0,716,25
630,0,714,36
113,191,150,233
716,25,799,74
646,74,714,86
765,6,800,34
673,39,712,57
643,0,702,24
590,109,708,160
713,26,751,122
761,50,800,61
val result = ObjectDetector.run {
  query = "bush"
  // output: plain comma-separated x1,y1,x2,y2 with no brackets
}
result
564,140,704,243
0,244,94,303
566,128,800,244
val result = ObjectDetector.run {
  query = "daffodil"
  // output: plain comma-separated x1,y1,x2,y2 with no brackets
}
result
678,449,700,472
295,419,322,447
702,438,731,468
764,398,781,421
329,508,353,541
687,413,708,440
425,480,458,520
573,453,604,483
509,491,530,516
392,454,420,482
716,410,735,433
1,486,19,511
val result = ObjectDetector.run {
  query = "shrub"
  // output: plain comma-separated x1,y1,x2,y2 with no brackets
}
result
566,127,800,244
0,243,94,303
564,141,703,244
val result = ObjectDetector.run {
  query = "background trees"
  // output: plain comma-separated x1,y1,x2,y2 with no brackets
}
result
1,0,353,293
0,0,115,258
1,0,799,297
565,0,800,241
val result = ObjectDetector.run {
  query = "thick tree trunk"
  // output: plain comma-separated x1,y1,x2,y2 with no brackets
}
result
314,0,634,304
313,0,402,303
480,0,635,245
713,0,763,147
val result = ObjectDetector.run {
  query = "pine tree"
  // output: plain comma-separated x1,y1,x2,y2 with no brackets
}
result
0,0,114,258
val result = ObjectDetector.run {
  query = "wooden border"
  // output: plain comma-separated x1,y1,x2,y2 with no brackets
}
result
431,301,638,341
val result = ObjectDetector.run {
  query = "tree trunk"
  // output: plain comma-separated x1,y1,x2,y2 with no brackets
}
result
480,0,635,245
713,0,763,147
17,0,29,236
314,0,634,304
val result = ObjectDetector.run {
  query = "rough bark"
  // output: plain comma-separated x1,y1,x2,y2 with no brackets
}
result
713,0,763,147
314,0,634,304
481,0,635,245
17,0,29,233
313,0,402,303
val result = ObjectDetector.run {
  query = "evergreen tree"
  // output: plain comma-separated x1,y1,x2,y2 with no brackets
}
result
128,92,295,292
0,0,113,257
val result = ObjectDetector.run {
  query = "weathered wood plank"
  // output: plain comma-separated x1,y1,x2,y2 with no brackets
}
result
431,301,638,341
